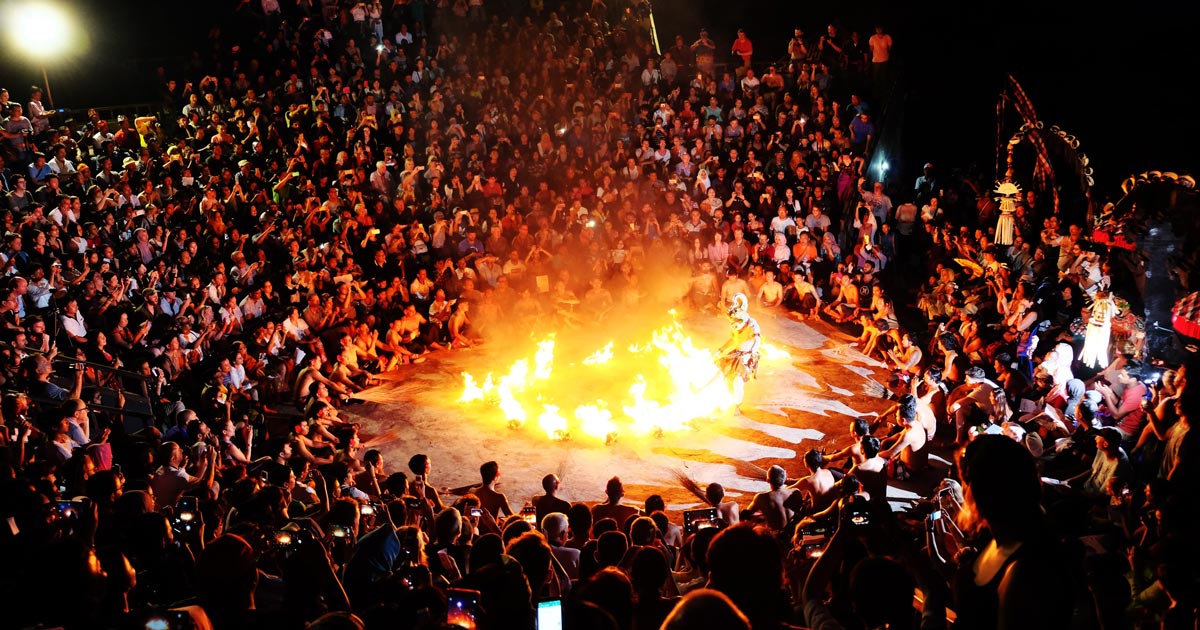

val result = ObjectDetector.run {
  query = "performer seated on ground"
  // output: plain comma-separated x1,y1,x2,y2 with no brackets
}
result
688,261,721,313
887,331,923,380
705,483,741,527
756,268,784,309
879,393,929,480
822,269,860,323
448,300,482,349
783,270,821,320
472,460,516,522
785,448,838,519
717,293,761,411
826,418,872,469
293,354,353,406
849,436,889,509
742,464,793,532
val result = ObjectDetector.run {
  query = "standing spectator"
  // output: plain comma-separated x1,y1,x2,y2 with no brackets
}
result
731,30,754,68
868,25,894,95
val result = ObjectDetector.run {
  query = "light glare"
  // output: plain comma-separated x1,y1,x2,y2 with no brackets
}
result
8,5,71,56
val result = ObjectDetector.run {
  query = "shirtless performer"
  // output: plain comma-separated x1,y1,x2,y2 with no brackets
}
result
744,464,793,532
879,393,929,480
717,293,762,411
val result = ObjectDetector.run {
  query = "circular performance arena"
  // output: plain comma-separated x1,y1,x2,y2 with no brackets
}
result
342,310,898,515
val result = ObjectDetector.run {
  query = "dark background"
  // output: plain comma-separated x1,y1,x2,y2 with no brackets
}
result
1,0,1197,201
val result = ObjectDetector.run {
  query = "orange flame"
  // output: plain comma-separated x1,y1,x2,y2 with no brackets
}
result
459,313,783,444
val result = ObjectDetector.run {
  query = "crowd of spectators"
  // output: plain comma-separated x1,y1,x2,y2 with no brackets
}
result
0,0,1197,628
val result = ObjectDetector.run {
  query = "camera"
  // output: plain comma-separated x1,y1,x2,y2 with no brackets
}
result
403,496,421,510
520,506,537,525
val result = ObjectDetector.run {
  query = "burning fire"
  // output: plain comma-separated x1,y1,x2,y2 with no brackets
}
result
459,314,790,443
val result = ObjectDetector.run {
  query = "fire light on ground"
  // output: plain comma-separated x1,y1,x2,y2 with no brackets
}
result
458,313,790,444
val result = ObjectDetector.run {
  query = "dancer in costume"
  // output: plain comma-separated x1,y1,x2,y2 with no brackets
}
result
717,293,762,410
1080,290,1118,369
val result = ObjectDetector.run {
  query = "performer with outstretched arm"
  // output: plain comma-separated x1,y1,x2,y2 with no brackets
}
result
718,293,762,412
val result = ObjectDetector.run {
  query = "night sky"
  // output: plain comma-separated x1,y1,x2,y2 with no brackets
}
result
1,0,1196,200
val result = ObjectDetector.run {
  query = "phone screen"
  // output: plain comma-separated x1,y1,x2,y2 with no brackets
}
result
177,496,198,516
521,506,537,525
446,588,481,629
536,599,564,630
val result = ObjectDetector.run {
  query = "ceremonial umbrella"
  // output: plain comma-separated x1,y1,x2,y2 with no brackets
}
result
953,258,984,277
1171,291,1200,340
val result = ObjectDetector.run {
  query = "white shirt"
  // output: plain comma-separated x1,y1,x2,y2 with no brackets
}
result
25,279,51,309
48,206,78,227
160,296,184,317
282,316,310,341
61,311,88,339
28,100,50,132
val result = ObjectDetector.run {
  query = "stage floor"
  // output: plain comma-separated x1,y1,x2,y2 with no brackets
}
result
341,312,902,516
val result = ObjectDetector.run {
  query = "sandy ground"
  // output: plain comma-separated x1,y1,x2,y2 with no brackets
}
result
340,311,903,516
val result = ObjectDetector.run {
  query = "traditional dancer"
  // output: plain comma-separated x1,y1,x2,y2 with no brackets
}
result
1080,291,1118,369
717,293,762,411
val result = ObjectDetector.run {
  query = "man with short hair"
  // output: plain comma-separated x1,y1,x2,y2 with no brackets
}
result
744,464,793,531
879,394,929,478
541,512,581,580
28,354,84,402
473,460,514,519
1094,365,1148,439
592,476,639,528
150,440,216,509
408,453,446,510
534,473,571,526
61,397,94,446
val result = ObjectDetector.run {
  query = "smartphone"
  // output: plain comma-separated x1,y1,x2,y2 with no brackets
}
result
142,610,192,630
403,496,422,509
57,500,80,520
521,506,537,526
446,587,481,629
683,507,719,534
177,496,198,515
468,507,483,518
536,598,564,630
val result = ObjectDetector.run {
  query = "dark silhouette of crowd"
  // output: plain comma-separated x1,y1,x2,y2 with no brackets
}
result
0,0,1197,628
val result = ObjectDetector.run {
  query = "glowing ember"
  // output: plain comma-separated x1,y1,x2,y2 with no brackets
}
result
459,313,785,444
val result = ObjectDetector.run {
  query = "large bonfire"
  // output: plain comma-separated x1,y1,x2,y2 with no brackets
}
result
458,312,789,444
